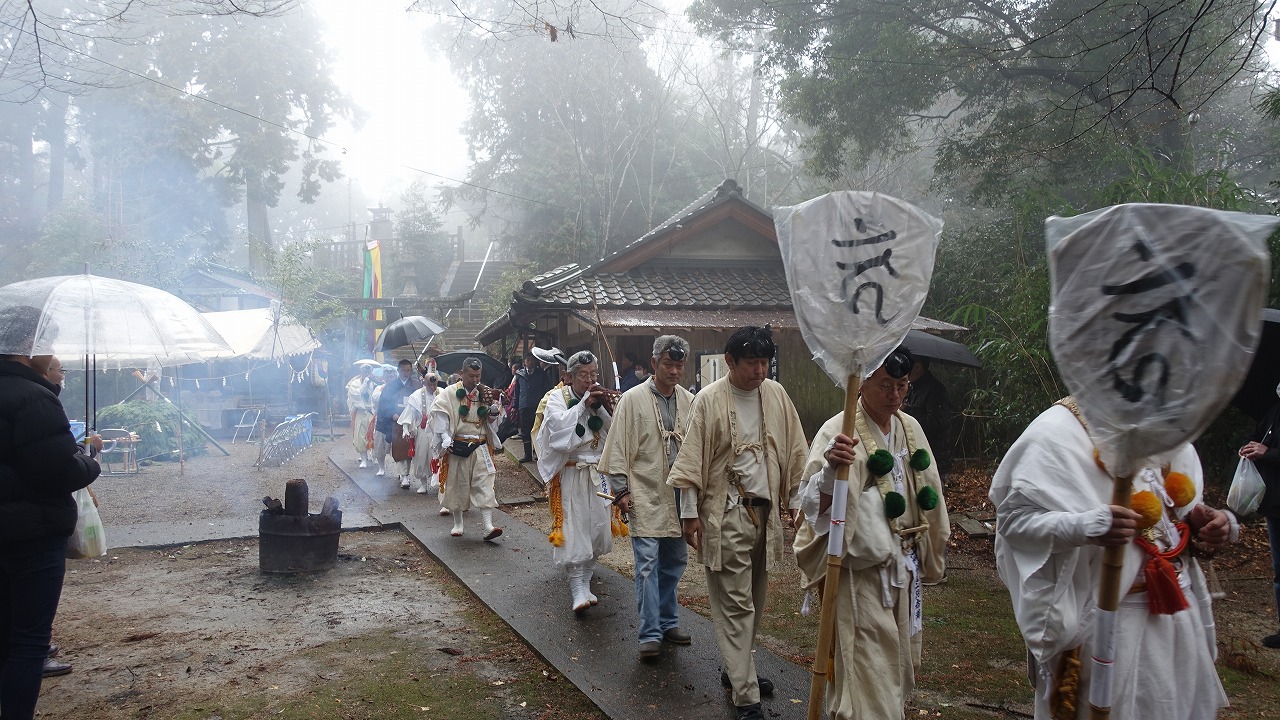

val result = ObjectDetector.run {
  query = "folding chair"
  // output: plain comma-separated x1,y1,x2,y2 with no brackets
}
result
98,428,139,474
232,406,263,443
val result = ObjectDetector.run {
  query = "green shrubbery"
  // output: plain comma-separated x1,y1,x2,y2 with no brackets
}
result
95,401,207,462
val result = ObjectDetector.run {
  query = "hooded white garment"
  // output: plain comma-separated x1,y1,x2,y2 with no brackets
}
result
989,404,1226,720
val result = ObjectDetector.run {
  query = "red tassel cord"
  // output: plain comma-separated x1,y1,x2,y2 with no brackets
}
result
1133,522,1191,615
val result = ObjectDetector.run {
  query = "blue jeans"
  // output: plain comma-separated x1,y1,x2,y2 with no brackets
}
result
631,536,687,644
1268,517,1280,628
0,536,67,720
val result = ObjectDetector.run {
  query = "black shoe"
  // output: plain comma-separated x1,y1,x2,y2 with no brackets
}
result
1264,633,1280,649
47,644,59,658
518,456,534,463
662,627,692,645
43,658,72,677
721,670,774,696
735,703,764,720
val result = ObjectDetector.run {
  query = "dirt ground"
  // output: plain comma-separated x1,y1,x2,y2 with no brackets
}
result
40,436,602,720
35,435,1280,719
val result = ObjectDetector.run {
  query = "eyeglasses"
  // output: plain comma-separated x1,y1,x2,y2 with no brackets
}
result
871,381,911,396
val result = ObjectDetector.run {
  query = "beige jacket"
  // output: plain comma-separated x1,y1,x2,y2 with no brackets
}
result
598,380,695,538
667,377,809,571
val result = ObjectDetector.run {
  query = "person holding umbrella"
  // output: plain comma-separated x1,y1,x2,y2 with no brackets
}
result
375,359,416,488
0,306,101,720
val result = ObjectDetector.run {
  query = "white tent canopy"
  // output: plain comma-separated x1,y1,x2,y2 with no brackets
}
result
200,308,319,361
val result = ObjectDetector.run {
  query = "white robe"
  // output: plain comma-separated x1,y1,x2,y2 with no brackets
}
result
430,382,501,512
989,404,1227,720
536,385,613,567
346,377,374,457
399,386,438,485
793,406,949,720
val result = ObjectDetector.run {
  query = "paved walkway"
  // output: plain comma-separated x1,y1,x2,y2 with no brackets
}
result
104,440,812,720
331,446,811,720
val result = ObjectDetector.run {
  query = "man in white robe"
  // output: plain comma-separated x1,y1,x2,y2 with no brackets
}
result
667,326,809,720
536,350,616,614
793,347,949,720
430,358,503,540
346,366,374,468
399,370,439,495
599,335,695,659
369,369,392,477
990,399,1236,720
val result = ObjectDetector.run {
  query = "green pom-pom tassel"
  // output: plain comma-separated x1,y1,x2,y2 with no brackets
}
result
867,449,895,477
458,404,469,416
916,486,939,511
910,448,931,471
568,398,579,408
575,423,586,437
883,491,906,519
587,415,603,431
456,388,466,399
478,405,490,417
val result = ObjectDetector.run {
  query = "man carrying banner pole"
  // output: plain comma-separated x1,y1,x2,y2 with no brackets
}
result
794,346,949,720
991,203,1276,719
773,191,944,720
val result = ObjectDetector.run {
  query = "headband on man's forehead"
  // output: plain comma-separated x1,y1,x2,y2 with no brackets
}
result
567,350,596,372
653,334,689,362
881,346,915,379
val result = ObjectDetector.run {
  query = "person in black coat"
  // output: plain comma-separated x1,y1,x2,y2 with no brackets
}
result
1240,385,1280,649
0,305,100,719
904,358,954,481
518,350,559,463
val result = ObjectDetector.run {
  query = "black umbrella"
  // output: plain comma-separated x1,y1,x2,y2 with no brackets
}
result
433,351,512,389
1230,308,1280,420
374,315,445,353
900,330,983,369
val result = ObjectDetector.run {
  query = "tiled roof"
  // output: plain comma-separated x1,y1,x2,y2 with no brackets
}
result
598,308,798,330
592,179,770,269
597,309,967,333
517,267,791,309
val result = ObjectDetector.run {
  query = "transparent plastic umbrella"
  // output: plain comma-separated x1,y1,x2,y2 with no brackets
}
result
0,273,231,366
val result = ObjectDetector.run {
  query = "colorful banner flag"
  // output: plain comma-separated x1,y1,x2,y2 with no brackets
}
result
363,230,383,356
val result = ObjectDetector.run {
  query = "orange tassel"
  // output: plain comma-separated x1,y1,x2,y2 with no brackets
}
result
1134,522,1191,615
610,505,629,538
547,475,565,547
438,453,449,495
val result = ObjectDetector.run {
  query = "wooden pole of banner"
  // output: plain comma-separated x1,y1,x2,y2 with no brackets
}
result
807,372,861,720
1089,472,1133,720
590,290,621,389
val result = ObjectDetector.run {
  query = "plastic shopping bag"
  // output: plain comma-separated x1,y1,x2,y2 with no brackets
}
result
66,488,106,559
1227,457,1266,517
